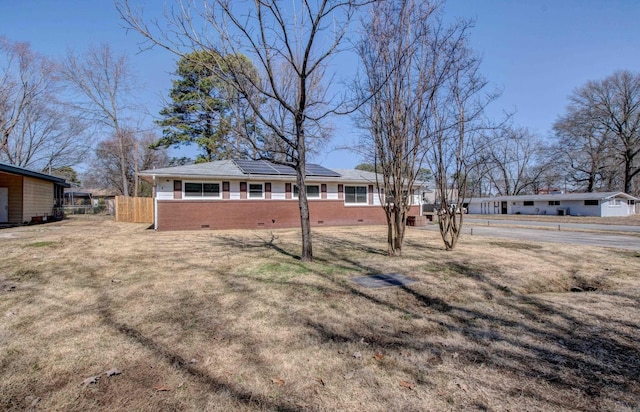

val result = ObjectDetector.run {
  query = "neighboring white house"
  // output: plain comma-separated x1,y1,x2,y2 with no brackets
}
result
466,192,637,217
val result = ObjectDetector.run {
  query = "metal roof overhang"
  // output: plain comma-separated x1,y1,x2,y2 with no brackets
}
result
0,163,70,187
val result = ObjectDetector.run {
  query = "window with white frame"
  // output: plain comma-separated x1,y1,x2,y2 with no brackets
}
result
345,186,367,204
386,189,409,204
248,183,264,198
184,182,220,198
293,185,320,198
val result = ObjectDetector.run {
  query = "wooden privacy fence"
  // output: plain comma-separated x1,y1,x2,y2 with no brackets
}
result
115,196,154,224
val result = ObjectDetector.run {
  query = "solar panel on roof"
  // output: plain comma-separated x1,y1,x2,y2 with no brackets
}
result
305,164,341,177
271,163,297,174
233,159,341,177
234,159,293,175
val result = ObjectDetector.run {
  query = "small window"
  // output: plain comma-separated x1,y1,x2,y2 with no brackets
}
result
611,199,622,206
249,183,264,198
386,190,409,205
523,201,534,206
584,199,599,206
184,182,220,198
345,186,367,204
548,200,560,206
293,185,320,198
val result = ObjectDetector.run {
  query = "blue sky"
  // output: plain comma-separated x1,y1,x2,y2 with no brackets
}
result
2,0,639,170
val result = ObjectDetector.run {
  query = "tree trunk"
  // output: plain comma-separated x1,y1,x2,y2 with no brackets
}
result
134,141,139,196
297,167,312,262
384,205,397,256
117,129,130,197
393,206,405,255
438,209,463,251
297,122,312,262
624,149,633,193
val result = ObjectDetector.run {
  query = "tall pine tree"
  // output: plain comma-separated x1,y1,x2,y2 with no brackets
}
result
155,50,235,163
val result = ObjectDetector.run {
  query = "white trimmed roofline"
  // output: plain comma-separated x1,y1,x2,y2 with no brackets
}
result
466,191,638,203
138,160,428,187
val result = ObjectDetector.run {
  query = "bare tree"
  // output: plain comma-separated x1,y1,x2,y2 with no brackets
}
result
428,25,494,251
356,0,442,256
118,0,369,261
556,70,640,194
84,130,168,196
0,37,89,170
552,106,617,192
1,100,89,170
357,0,493,252
475,126,548,196
59,44,140,196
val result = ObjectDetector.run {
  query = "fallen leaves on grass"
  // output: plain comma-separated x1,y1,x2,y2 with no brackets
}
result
271,377,285,386
316,377,325,386
400,380,415,390
25,396,40,407
81,376,100,387
154,385,171,392
105,368,121,377
373,353,384,361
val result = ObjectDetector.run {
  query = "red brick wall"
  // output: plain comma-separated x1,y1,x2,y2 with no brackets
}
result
156,199,421,231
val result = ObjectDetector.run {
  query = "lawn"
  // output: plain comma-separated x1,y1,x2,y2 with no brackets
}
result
1,216,639,411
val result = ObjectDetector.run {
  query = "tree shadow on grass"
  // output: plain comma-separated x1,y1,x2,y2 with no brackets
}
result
307,280,638,408
245,231,640,410
96,292,301,412
216,232,301,260
136,228,640,410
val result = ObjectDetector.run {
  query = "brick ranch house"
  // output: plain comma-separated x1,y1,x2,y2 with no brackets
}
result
0,162,69,224
138,159,425,231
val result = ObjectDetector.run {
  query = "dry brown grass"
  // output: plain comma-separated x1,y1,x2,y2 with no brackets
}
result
1,215,640,411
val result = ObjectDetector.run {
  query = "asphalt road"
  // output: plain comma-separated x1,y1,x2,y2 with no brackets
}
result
421,221,640,251
465,218,640,233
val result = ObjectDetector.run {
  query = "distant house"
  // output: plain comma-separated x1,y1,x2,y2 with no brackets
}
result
466,192,637,217
64,188,117,215
64,190,93,207
0,163,70,224
138,159,425,231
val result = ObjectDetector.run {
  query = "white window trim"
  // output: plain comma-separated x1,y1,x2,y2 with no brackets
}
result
293,184,321,199
609,199,623,207
385,189,410,206
248,182,265,199
183,181,222,199
344,185,368,205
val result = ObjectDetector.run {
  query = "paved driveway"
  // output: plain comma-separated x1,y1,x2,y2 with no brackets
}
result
420,222,640,251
